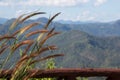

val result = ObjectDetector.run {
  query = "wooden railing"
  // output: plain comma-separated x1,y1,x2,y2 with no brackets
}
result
0,68,120,80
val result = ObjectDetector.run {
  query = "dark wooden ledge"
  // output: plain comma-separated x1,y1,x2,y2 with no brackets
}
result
0,68,120,80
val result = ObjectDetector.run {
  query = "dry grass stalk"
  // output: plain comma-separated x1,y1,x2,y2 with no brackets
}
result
14,54,28,70
44,12,61,29
20,12,45,23
19,22,40,35
29,45,58,58
0,46,8,55
26,29,48,37
37,13,60,42
23,69,39,80
29,54,64,65
11,40,34,51
9,14,26,30
11,30,20,36
22,41,34,56
0,41,7,48
0,12,63,80
36,33,44,42
40,32,60,45
47,27,55,36
0,35,16,41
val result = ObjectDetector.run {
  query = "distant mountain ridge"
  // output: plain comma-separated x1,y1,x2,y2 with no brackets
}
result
0,18,8,24
1,17,120,80
57,20,96,24
1,17,120,36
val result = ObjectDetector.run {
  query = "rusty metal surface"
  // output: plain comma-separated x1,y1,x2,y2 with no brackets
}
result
0,68,120,78
106,76,120,80
29,68,120,78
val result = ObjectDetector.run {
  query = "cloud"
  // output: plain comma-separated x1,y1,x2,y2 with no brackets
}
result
15,10,32,17
94,0,107,6
76,10,96,21
0,0,89,7
21,0,89,7
0,1,9,6
77,15,96,21
0,0,16,6
15,10,25,17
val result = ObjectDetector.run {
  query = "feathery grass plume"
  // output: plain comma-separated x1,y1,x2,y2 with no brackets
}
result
25,29,48,38
11,30,20,37
9,14,26,30
15,45,58,69
14,54,28,70
19,22,40,35
40,32,60,46
36,33,44,42
44,12,61,29
37,13,60,42
38,27,56,45
0,40,7,49
20,12,46,23
0,35,16,41
47,27,55,36
11,65,29,80
22,41,34,56
11,55,31,80
0,12,63,80
23,70,40,80
17,45,58,64
11,40,34,52
29,54,64,65
29,45,58,58
1,40,33,69
0,46,8,55
16,55,29,66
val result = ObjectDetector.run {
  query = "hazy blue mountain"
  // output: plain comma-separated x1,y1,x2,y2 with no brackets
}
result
1,17,120,37
0,18,8,24
1,18,120,80
57,19,120,36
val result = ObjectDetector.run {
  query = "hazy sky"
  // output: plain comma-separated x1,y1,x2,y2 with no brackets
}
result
0,0,120,22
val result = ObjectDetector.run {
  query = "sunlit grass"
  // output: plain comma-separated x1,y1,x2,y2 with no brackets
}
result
0,12,63,80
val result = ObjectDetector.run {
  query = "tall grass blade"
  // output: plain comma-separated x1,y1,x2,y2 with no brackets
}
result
44,12,61,29
0,46,8,55
9,14,26,30
0,35,16,41
19,22,40,35
20,12,45,23
29,54,64,65
26,29,48,38
11,40,34,52
30,45,57,58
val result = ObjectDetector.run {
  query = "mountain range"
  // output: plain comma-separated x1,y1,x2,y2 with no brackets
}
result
46,30,120,68
0,17,120,36
1,17,120,80
1,17,120,67
0,18,8,24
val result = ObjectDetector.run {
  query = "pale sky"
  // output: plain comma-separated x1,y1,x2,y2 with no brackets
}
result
0,0,120,22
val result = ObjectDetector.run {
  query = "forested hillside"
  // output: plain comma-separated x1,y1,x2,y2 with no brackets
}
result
47,30,120,68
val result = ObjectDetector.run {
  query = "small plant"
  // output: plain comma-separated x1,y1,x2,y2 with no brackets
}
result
0,12,63,80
